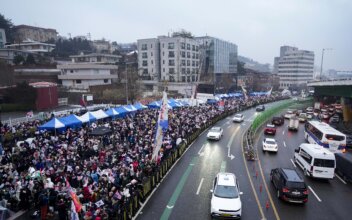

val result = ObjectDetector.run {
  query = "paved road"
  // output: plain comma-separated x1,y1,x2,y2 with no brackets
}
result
256,114,352,220
135,102,282,220
136,102,352,220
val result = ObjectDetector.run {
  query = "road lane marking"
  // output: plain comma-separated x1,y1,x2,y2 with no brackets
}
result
161,157,199,220
283,141,286,148
227,127,239,160
196,178,204,195
290,159,296,168
282,130,285,135
198,143,206,155
133,139,196,220
335,174,347,184
220,161,227,172
308,186,322,202
227,125,231,129
241,132,265,219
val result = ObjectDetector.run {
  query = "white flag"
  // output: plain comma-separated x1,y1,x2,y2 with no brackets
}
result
152,91,168,160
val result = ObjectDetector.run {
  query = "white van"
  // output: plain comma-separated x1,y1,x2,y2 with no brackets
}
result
294,143,335,179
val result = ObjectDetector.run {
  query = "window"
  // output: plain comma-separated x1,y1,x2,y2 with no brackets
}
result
168,51,175,58
299,149,312,164
150,44,153,48
168,42,174,49
142,60,148,66
196,61,199,66
182,68,186,74
141,44,147,50
196,54,199,59
163,60,165,64
187,68,190,74
196,46,199,51
163,68,165,72
181,43,185,49
187,60,190,66
325,134,345,141
192,53,195,59
169,60,175,66
192,45,195,51
169,68,175,74
187,44,190,50
70,70,74,73
143,69,148,75
182,76,186,82
187,76,190,82
181,60,186,66
192,76,195,81
151,52,153,56
76,80,81,84
162,51,164,56
181,51,186,58
142,52,147,59
162,43,164,48
192,61,195,66
313,159,335,168
104,79,108,83
151,60,153,64
187,52,190,58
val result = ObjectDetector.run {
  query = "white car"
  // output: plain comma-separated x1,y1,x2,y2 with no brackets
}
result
207,127,223,140
262,138,278,152
232,114,244,123
284,110,295,119
210,173,242,219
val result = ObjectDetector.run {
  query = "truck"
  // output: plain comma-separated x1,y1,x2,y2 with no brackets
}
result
288,116,299,131
335,153,352,182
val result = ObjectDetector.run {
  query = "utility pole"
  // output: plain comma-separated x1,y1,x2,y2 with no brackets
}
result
125,63,129,104
320,48,332,80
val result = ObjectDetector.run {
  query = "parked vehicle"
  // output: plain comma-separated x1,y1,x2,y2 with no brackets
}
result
270,168,308,203
305,120,346,153
233,114,244,123
256,105,265,112
288,116,299,131
272,116,284,126
263,138,278,152
294,143,336,179
210,173,243,218
335,153,352,182
207,127,223,140
264,124,276,135
306,107,314,112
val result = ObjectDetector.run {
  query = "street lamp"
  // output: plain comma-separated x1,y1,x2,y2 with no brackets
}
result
319,48,332,80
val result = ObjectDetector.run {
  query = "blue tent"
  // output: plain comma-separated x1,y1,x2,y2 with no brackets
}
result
148,100,162,109
77,112,96,123
115,106,129,117
123,105,138,112
59,115,83,129
105,108,119,118
38,118,66,132
133,102,148,110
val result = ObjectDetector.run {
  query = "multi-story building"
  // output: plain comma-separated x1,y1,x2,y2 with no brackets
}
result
5,39,55,56
13,25,58,43
196,36,238,83
274,46,314,89
0,28,6,48
138,35,200,83
57,53,119,91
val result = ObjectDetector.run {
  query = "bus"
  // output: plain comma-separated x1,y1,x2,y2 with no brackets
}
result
304,120,346,153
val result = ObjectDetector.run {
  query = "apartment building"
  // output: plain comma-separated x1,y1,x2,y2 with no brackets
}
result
5,39,55,56
274,46,314,89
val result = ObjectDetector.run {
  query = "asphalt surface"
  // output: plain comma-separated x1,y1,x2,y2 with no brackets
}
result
136,103,352,220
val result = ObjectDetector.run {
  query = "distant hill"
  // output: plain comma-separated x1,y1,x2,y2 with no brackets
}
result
238,55,271,73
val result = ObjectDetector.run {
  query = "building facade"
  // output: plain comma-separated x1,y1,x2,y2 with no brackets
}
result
274,46,314,89
5,40,55,56
196,36,237,92
137,38,160,81
0,28,6,48
14,25,58,43
57,53,119,91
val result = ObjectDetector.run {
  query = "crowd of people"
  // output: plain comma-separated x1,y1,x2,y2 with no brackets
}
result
0,95,282,219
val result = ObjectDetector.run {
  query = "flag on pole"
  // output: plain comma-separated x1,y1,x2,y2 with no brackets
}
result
152,91,168,161
71,201,80,220
26,110,34,118
66,179,82,213
218,100,225,111
79,98,86,107
241,85,248,101
266,87,273,96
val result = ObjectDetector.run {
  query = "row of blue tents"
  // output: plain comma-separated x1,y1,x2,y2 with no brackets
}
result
38,100,189,132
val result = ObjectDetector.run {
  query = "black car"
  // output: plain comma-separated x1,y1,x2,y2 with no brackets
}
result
270,168,308,203
256,105,265,112
272,116,284,126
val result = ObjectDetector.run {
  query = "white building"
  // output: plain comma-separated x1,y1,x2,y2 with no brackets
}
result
275,46,314,89
5,39,55,56
137,35,200,83
57,53,119,91
0,28,6,48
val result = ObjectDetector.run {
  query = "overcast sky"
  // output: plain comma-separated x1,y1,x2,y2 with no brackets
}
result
2,0,352,71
